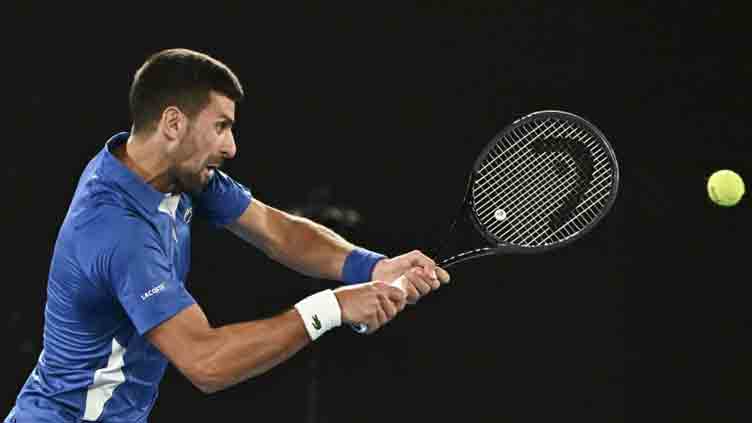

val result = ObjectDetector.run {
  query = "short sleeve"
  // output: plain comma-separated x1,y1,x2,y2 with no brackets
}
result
193,169,253,227
108,222,196,335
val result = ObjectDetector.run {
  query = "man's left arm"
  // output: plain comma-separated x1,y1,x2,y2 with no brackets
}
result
225,199,449,301
226,199,353,280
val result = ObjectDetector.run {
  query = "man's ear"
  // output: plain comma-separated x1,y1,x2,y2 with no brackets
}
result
160,106,187,141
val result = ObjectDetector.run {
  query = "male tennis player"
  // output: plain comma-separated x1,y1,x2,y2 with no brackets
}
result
4,48,447,423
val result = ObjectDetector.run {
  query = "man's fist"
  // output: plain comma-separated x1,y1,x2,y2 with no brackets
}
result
372,250,451,304
334,281,407,334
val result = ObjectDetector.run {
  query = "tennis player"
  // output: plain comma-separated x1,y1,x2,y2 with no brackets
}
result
4,48,447,423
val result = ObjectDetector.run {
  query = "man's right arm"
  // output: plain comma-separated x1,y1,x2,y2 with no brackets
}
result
146,303,309,394
105,214,406,394
146,282,407,394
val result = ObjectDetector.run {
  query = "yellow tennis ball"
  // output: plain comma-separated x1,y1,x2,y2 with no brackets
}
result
707,169,745,207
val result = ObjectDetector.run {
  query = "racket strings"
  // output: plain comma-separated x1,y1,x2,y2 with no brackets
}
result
502,175,613,246
474,122,591,216
536,179,613,244
474,125,596,210
474,121,593,219
493,155,611,245
483,148,611,234
475,119,553,176
470,117,616,247
474,119,562,195
476,119,604,199
493,142,612,245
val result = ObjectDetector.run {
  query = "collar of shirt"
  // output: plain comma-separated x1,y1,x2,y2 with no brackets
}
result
100,132,178,217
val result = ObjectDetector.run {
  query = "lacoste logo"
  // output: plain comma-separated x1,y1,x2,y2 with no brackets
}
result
312,315,322,330
141,282,166,301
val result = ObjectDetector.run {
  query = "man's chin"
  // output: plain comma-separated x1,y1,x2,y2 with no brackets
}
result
175,174,210,194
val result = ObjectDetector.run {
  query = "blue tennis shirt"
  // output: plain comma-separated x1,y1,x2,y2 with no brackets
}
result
5,132,252,423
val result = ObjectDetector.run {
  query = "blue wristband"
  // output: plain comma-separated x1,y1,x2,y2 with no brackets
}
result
342,248,386,284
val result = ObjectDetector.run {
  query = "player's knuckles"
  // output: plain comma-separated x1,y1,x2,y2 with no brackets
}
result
423,266,439,283
366,300,380,316
379,296,396,318
411,250,435,266
405,286,420,304
428,276,441,290
377,282,399,297
394,296,407,311
411,269,435,289
374,291,390,306
406,269,428,288
371,281,388,290
384,307,397,320
396,297,407,311
371,299,386,317
403,289,419,301
415,279,431,295
421,255,436,268
389,286,407,302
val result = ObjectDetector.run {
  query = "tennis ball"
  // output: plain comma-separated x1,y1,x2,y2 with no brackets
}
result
707,169,745,207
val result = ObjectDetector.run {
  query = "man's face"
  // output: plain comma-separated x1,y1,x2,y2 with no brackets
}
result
172,91,237,193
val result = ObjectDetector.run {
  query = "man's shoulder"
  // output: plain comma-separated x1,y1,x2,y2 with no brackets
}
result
68,187,143,228
65,192,158,250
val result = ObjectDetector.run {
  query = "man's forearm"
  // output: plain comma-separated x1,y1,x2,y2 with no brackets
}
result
227,201,377,282
197,309,310,394
267,216,355,280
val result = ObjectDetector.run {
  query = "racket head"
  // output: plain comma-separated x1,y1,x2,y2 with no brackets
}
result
464,110,619,254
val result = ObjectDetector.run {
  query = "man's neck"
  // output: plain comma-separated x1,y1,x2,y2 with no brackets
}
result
115,133,175,194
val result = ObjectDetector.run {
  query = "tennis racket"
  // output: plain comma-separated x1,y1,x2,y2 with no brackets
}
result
351,110,620,333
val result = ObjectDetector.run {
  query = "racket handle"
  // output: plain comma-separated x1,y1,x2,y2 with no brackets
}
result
348,275,409,334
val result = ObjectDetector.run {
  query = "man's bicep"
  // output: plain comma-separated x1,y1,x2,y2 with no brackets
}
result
226,198,298,256
145,303,215,380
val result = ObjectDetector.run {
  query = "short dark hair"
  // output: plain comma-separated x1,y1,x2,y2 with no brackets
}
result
129,48,244,134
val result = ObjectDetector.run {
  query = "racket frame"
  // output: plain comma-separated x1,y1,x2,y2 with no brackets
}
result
448,110,620,262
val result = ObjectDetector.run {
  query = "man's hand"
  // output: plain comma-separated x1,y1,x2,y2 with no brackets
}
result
334,282,407,334
372,250,451,304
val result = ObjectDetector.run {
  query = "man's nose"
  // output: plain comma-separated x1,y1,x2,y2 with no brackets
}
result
221,132,237,159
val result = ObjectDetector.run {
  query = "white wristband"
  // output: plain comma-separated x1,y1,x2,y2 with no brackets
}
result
294,289,342,341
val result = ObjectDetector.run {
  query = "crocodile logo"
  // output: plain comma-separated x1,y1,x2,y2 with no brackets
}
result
312,315,322,330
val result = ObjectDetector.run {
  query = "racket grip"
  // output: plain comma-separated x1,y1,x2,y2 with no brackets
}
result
348,275,409,334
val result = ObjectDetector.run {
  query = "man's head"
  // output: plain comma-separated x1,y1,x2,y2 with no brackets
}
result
129,48,244,192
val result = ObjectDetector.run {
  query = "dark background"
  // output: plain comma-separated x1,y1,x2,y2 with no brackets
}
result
4,3,751,422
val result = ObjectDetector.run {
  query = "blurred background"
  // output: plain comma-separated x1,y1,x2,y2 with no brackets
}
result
4,2,751,422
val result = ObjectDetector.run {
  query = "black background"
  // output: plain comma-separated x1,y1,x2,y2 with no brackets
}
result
4,3,751,422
